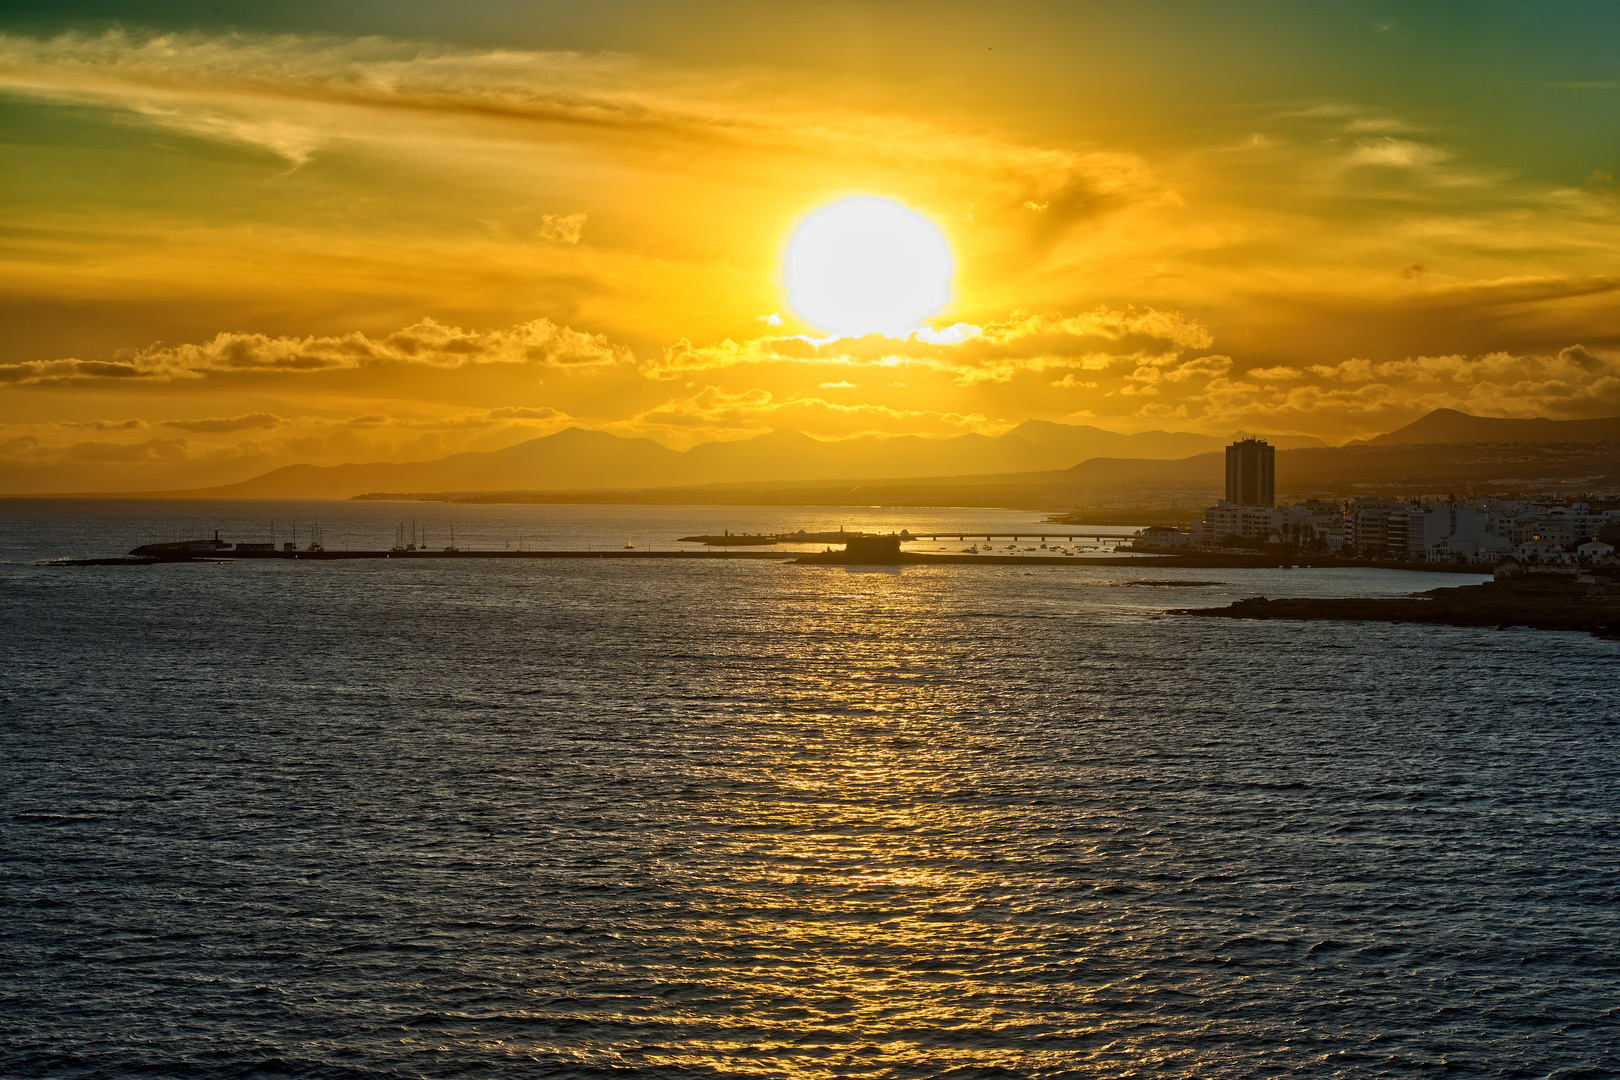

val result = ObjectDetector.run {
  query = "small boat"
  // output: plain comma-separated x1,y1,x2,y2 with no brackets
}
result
625,539,635,549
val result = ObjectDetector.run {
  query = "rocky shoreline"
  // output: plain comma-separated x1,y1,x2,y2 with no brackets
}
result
1178,574,1620,639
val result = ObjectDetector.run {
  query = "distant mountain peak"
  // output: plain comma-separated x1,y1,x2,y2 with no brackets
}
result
1367,408,1620,446
749,428,821,445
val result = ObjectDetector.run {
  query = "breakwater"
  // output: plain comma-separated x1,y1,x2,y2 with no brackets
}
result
77,549,800,565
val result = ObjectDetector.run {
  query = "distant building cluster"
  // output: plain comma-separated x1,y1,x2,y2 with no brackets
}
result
1135,438,1620,565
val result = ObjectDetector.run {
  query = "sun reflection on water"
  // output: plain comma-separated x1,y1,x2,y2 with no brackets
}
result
530,568,1099,1075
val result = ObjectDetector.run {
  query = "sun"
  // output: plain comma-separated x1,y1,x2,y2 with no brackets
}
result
784,196,953,336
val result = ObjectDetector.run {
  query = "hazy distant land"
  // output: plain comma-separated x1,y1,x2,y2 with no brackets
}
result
20,409,1620,511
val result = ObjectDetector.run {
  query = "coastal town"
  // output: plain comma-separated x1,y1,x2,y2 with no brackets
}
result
1135,437,1620,567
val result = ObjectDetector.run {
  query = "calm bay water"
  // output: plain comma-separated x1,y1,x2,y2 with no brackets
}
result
2,501,1616,1078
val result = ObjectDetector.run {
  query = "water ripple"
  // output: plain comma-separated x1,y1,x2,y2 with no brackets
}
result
2,550,1618,1077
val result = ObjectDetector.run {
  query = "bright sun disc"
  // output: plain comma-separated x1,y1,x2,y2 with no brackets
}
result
784,196,952,336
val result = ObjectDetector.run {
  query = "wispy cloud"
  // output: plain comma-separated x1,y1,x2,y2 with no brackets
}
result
1345,137,1450,169
537,212,586,244
59,418,146,430
162,412,285,433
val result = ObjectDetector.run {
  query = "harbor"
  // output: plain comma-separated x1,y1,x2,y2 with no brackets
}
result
107,528,1152,566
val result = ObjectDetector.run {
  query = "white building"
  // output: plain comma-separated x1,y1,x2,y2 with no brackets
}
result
1202,501,1283,546
1577,539,1616,563
1136,525,1197,550
1408,501,1513,563
1346,498,1412,557
1515,539,1570,564
1282,500,1347,551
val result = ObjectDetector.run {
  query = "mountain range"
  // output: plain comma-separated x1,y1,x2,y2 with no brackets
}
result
141,421,1320,499
95,409,1620,500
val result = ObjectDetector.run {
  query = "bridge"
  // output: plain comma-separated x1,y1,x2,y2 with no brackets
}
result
907,532,1132,543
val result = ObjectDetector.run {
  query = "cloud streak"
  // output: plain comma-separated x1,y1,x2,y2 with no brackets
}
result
162,412,284,433
0,317,625,385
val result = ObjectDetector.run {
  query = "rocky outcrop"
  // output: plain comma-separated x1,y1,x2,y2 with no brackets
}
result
1178,575,1620,639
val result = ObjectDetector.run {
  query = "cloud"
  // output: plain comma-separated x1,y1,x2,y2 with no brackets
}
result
0,317,628,386
64,437,190,463
649,307,1214,384
0,360,143,384
1166,344,1620,436
0,435,42,455
162,412,285,433
321,407,570,431
1,432,191,465
1344,117,1412,134
485,406,564,421
0,31,1145,179
1310,358,1376,382
1247,366,1302,381
0,29,1163,272
130,104,323,165
1119,354,1232,393
537,212,587,244
633,386,776,429
1345,138,1449,169
1163,354,1233,383
60,418,146,430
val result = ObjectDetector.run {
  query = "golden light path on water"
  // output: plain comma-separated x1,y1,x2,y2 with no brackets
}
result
348,565,1148,1076
577,573,1083,1076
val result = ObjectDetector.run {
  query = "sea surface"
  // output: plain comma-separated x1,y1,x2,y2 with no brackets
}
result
2,500,1617,1078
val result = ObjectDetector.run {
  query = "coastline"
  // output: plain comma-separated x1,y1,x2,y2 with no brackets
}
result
1176,576,1620,639
46,546,1491,571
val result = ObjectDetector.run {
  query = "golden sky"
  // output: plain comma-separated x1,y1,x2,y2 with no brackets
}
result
3,1,1619,491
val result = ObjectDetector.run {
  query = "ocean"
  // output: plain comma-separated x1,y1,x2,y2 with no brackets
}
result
2,500,1616,1078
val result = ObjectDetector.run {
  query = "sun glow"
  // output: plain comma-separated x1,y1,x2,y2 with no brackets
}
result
784,196,953,337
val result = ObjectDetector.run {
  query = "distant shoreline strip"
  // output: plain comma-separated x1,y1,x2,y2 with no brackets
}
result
47,549,1484,571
